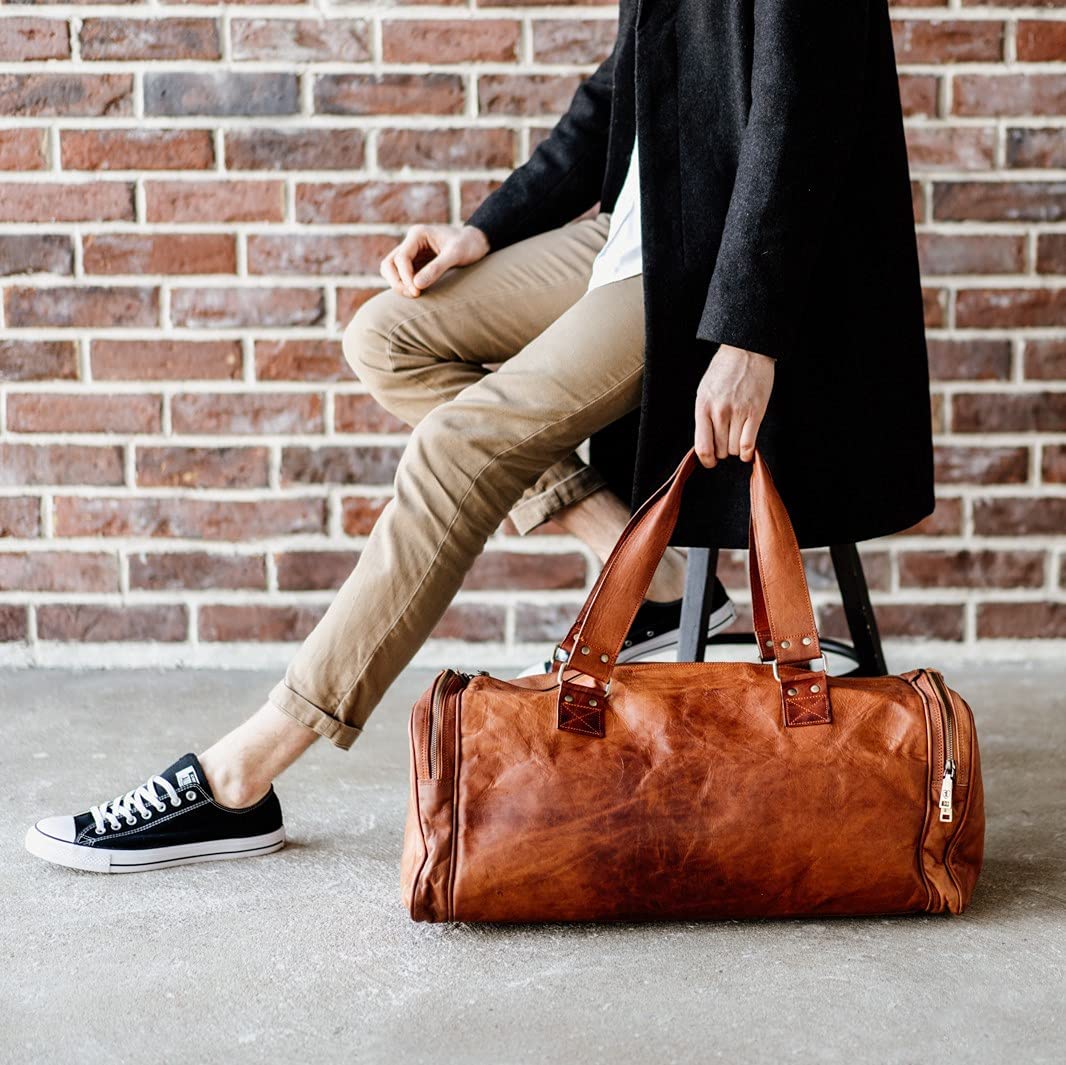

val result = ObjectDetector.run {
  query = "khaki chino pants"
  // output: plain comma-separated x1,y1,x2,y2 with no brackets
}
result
268,212,646,748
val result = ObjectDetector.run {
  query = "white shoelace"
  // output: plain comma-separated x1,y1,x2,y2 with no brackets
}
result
90,775,182,834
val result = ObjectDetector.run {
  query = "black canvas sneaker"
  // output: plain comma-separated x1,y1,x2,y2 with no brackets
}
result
24,753,285,874
517,579,737,677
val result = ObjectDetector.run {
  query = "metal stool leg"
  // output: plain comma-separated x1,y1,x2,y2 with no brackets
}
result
679,547,719,662
829,543,887,676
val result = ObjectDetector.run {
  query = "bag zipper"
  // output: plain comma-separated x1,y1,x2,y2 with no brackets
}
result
924,669,958,824
424,669,484,780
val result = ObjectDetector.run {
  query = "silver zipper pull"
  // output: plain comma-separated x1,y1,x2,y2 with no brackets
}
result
939,760,956,823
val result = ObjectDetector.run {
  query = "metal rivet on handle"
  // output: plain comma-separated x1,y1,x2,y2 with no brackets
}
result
810,684,821,694
802,637,812,646
589,699,598,707
600,654,609,663
580,646,590,655
764,640,773,648
780,640,791,650
563,694,574,703
786,687,798,697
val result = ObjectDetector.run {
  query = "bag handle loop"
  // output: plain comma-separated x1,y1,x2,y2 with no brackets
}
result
554,449,831,736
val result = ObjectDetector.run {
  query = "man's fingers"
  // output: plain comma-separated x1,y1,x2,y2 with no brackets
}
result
739,416,759,462
695,408,717,468
379,251,404,294
413,245,456,291
712,406,731,459
728,409,745,457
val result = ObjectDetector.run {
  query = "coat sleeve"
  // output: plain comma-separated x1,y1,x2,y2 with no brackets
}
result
465,40,618,252
697,0,871,360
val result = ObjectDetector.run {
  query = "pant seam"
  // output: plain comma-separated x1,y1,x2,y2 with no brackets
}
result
327,362,645,721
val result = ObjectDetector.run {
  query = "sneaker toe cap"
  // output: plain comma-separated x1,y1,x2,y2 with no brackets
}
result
34,815,76,843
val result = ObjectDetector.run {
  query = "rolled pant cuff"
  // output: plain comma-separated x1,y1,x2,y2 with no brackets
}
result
508,466,608,536
268,681,363,751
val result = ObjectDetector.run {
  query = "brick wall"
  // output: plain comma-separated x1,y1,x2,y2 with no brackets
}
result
0,1,1063,669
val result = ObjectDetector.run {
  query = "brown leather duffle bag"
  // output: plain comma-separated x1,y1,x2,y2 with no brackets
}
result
401,449,985,922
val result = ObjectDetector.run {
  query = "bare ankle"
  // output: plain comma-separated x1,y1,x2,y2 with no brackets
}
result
198,751,270,809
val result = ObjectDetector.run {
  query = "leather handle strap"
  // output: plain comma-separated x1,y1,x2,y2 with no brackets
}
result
555,449,831,736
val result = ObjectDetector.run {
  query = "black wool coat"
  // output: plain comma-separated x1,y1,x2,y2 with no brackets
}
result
467,0,935,549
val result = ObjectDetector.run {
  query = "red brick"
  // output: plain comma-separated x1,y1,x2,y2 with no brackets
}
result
378,128,516,170
170,287,323,328
1007,128,1066,169
295,183,448,224
821,603,964,641
80,18,220,61
478,74,582,115
532,19,615,63
232,18,370,61
917,233,1025,275
515,601,583,642
904,126,995,171
92,340,241,380
930,392,946,434
974,497,1066,536
0,128,47,170
462,551,587,591
923,287,947,328
1024,339,1066,379
0,552,118,593
0,182,133,223
334,395,408,434
899,75,939,118
461,178,500,221
0,74,132,117
1041,444,1066,483
1016,19,1066,61
145,72,297,116
956,288,1066,328
54,497,326,540
899,549,1044,590
0,235,73,278
225,128,365,171
128,551,266,591
336,287,383,326
315,74,465,116
927,339,1011,381
0,18,70,61
340,496,389,535
0,499,40,539
255,340,353,382
0,339,77,380
934,445,1030,485
199,604,325,642
953,75,1066,117
275,550,359,591
8,393,161,434
892,19,1003,62
61,129,214,171
247,235,398,276
83,234,236,275
383,20,519,62
431,603,506,642
136,446,270,488
38,605,187,643
977,603,1066,640
933,181,1066,222
0,606,28,642
953,392,1066,432
171,393,323,435
4,286,158,327
146,180,284,223
282,446,402,485
0,444,124,486
1037,234,1066,274
893,497,964,537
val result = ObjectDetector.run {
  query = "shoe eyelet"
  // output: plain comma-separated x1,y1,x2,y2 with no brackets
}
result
153,803,166,814
141,810,152,820
171,798,181,808
185,790,197,801
95,827,105,836
125,818,137,827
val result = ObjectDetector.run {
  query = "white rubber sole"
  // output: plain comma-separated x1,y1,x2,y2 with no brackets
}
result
24,824,286,873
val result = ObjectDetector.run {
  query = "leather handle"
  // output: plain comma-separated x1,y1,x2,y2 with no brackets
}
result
555,448,832,736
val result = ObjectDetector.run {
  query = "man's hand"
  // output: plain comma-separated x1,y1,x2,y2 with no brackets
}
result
694,345,776,466
381,224,490,298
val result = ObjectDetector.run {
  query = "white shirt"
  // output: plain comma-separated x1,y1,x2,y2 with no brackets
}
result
587,133,642,291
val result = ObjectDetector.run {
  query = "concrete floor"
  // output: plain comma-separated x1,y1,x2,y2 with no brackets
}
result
2,665,1064,1065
